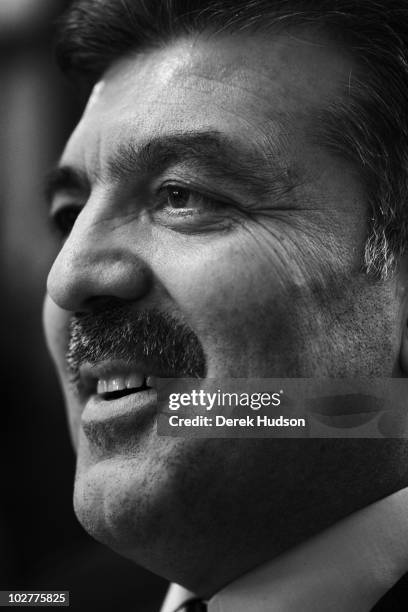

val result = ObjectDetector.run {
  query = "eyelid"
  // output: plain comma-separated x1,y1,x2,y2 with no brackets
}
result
49,191,84,213
154,179,237,207
48,200,83,237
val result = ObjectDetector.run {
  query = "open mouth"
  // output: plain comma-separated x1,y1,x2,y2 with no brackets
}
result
78,362,160,432
96,373,156,401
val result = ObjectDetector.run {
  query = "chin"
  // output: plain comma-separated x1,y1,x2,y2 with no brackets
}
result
72,431,193,556
74,462,157,555
73,442,213,587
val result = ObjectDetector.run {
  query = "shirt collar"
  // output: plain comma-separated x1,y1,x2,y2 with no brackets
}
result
160,584,197,612
161,487,408,612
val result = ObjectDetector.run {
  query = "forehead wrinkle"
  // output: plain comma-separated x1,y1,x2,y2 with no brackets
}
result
180,67,292,110
168,30,350,109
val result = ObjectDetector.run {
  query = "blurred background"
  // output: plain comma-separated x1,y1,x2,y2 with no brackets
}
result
1,1,167,609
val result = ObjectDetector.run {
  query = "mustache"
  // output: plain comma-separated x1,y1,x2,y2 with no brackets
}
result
66,301,206,383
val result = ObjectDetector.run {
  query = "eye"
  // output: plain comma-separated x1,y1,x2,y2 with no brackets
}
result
150,184,238,233
154,184,230,217
50,204,81,237
157,185,216,214
164,186,193,209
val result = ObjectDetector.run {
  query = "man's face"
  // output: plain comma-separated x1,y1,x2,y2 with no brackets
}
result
44,31,407,593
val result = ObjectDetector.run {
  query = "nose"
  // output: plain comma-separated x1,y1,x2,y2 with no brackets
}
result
47,204,152,312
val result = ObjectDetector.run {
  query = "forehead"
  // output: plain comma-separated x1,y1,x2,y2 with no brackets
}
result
62,29,353,170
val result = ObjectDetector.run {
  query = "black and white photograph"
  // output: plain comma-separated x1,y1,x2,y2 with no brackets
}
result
3,1,408,610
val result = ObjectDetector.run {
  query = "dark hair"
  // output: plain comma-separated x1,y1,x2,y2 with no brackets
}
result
56,0,408,278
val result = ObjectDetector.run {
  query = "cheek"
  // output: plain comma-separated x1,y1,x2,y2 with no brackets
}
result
151,233,317,374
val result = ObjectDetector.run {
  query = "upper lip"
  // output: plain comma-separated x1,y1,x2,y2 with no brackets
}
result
76,359,169,399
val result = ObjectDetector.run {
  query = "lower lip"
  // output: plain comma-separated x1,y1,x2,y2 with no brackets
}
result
81,388,158,428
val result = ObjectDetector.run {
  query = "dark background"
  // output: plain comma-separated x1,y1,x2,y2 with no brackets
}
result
1,1,167,609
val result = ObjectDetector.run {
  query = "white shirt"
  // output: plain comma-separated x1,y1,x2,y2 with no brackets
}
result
160,487,408,612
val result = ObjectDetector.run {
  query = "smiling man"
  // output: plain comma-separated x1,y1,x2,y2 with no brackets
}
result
43,1,408,610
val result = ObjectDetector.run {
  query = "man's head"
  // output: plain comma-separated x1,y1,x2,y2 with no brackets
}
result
44,0,408,596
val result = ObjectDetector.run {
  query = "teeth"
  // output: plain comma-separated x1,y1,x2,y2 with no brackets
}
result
146,376,157,389
96,372,149,395
126,373,144,389
107,377,126,392
97,379,108,394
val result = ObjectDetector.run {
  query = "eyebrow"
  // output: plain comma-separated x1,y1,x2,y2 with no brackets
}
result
45,130,296,207
44,165,89,207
